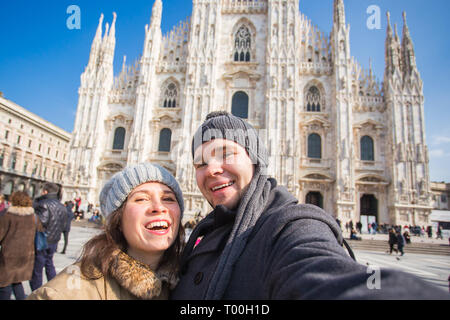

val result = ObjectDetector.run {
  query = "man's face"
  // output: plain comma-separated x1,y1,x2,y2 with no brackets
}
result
194,139,255,210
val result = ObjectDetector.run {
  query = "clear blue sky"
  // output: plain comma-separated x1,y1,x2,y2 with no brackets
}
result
0,0,449,182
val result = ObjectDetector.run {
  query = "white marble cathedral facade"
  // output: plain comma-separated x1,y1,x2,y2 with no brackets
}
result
64,0,432,227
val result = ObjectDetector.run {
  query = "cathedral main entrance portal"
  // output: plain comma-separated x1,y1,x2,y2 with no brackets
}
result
360,194,378,233
306,191,323,209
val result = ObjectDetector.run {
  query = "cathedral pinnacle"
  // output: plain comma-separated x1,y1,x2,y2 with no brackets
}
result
87,13,104,69
109,12,117,40
401,11,417,75
150,0,163,29
402,12,410,35
333,0,346,28
95,14,104,42
386,12,392,37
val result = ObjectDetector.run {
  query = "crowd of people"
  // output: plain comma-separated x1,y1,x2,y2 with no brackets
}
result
342,218,444,240
0,112,448,300
0,185,98,299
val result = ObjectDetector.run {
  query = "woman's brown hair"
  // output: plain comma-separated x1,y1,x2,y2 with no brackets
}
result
78,202,185,280
9,191,32,207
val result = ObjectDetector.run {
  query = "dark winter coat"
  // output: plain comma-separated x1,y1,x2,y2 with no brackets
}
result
388,231,398,245
33,193,67,244
397,234,405,248
171,182,446,300
63,206,74,233
0,206,37,287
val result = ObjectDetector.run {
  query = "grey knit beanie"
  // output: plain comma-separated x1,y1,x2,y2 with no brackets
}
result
191,111,268,168
99,163,184,218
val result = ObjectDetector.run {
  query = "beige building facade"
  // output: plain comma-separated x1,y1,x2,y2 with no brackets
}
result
0,94,71,199
430,182,450,211
66,0,433,227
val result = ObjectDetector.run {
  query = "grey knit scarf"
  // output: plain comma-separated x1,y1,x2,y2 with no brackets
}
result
204,165,272,299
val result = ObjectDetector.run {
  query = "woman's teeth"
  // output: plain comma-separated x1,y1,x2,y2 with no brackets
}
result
146,221,169,230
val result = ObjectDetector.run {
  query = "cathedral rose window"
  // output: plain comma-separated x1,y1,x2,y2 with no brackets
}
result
163,83,178,108
234,25,251,62
306,86,321,112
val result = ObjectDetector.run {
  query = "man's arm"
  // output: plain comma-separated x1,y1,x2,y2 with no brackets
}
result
34,202,50,229
267,217,446,300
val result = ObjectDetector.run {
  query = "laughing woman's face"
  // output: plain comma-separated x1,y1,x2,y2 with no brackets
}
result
121,182,181,261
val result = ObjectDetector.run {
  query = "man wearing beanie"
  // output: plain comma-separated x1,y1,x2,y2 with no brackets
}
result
171,112,447,300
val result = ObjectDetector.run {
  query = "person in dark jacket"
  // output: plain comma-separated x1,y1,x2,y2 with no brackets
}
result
171,112,447,300
388,228,398,254
29,183,67,291
60,201,75,254
397,230,405,256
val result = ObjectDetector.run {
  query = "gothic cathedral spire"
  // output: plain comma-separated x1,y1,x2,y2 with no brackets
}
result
150,0,163,29
333,0,346,29
383,11,430,225
143,0,163,60
129,0,163,163
401,12,418,77
102,12,117,68
384,12,402,89
87,14,104,70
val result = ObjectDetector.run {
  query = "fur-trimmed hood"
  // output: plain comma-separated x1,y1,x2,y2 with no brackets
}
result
109,249,179,300
27,249,180,300
7,206,34,216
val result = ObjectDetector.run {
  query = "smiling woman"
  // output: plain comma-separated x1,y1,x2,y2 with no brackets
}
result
27,163,185,300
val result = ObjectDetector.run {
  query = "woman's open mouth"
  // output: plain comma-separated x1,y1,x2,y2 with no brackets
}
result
145,220,170,235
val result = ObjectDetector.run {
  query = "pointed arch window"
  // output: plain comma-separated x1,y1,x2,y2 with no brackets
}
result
162,83,178,108
113,127,126,150
308,133,322,159
306,86,321,112
234,25,251,62
158,128,172,152
231,91,249,119
361,136,374,161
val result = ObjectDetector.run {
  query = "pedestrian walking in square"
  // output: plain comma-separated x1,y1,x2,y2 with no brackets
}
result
397,230,405,256
388,228,398,254
0,191,37,300
60,201,75,254
29,183,67,291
